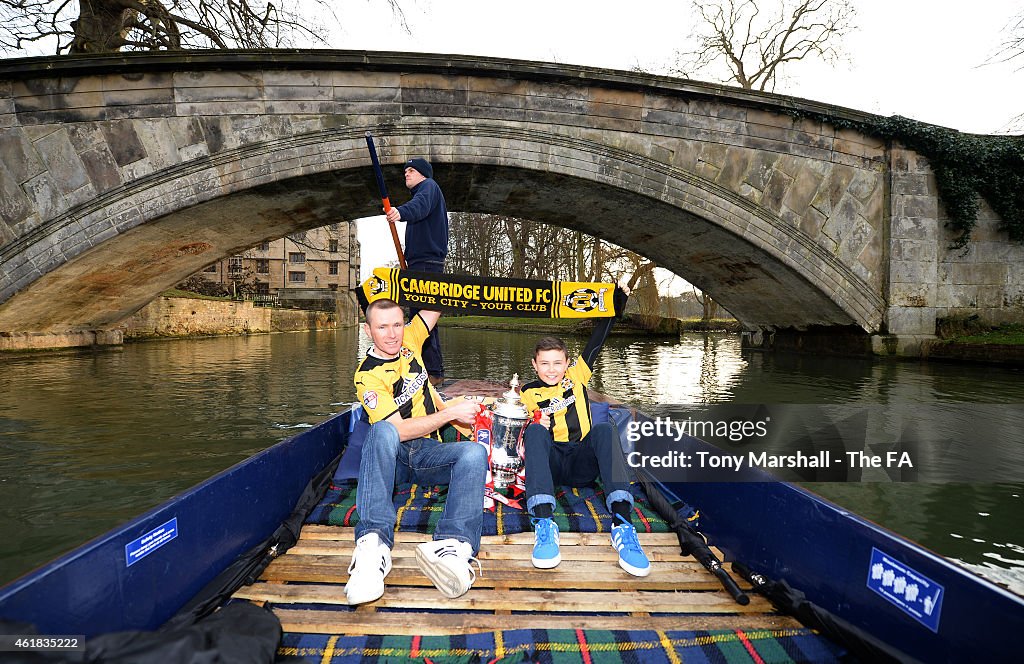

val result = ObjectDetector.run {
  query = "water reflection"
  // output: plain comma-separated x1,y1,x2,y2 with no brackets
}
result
1,326,1022,595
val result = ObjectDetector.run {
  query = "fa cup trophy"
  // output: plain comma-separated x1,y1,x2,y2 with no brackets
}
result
488,374,533,490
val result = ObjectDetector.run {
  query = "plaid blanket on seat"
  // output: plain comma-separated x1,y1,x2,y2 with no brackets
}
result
306,480,669,535
279,628,849,663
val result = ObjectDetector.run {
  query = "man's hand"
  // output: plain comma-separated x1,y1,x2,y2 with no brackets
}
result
386,208,401,223
444,398,480,426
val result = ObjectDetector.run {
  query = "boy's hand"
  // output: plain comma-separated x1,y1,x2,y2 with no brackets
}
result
617,277,631,296
537,412,551,429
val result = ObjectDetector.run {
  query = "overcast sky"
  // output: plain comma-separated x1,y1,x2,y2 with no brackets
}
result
334,0,1022,134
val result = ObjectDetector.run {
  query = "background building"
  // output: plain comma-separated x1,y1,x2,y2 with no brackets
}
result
197,222,360,311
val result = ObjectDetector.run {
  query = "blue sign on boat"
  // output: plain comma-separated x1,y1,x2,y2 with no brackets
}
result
867,547,943,632
125,518,178,567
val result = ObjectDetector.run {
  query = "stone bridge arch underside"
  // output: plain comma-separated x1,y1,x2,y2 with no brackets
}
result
0,52,925,341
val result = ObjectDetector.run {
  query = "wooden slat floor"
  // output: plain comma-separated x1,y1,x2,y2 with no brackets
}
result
233,525,800,636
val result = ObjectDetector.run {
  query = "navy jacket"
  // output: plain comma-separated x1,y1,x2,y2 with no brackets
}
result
396,178,449,265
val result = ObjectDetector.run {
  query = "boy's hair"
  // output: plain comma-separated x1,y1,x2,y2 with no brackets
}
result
365,298,403,324
534,336,569,359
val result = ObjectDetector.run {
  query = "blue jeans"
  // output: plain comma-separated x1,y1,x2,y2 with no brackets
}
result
524,422,635,516
355,421,487,553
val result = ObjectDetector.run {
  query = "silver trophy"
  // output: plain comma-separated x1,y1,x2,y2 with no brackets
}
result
489,374,532,490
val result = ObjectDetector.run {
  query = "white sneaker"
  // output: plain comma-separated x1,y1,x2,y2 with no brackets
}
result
344,533,392,605
414,538,480,599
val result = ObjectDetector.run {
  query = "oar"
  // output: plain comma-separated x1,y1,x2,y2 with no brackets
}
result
365,131,407,269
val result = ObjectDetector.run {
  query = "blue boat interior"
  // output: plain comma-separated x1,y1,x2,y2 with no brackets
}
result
1,390,1022,662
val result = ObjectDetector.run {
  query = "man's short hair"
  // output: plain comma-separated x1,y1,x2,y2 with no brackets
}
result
365,298,403,324
534,336,568,359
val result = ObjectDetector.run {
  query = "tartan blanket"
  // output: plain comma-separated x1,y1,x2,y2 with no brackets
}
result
278,628,849,663
306,480,670,535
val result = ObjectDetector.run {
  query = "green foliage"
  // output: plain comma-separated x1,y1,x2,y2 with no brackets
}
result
936,315,1024,345
161,288,231,301
785,111,1024,248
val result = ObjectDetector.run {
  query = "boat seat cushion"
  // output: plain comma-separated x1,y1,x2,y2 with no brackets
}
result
308,478,668,535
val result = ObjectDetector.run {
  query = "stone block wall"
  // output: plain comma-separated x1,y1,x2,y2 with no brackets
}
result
122,296,335,339
884,146,1024,352
936,199,1024,326
887,147,940,339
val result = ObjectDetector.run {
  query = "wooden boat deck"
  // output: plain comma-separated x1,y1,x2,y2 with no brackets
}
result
234,525,801,636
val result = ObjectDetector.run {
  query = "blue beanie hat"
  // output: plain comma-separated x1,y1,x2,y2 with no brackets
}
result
406,158,433,179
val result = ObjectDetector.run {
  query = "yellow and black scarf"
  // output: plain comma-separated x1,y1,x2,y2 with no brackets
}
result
355,268,619,318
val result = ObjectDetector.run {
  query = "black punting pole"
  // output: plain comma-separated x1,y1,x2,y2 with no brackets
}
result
635,467,749,605
365,131,406,269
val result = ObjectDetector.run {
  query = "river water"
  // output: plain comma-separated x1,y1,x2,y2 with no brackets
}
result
1,327,1022,595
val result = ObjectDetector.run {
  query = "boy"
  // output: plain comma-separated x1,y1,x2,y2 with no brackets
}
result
519,285,650,577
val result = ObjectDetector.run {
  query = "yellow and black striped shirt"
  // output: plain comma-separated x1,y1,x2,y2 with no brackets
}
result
520,356,594,443
354,314,443,439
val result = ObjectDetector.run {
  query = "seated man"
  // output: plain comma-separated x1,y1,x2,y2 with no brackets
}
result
520,285,651,577
346,298,486,604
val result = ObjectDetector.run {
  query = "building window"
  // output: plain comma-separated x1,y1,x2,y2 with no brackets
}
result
203,264,217,273
289,252,305,264
328,261,339,275
329,239,339,253
255,282,270,295
256,259,270,274
228,257,243,275
328,283,338,291
258,241,270,251
329,223,340,231
288,271,306,283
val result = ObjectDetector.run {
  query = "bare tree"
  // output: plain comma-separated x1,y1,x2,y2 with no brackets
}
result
0,0,405,55
674,0,856,91
448,213,653,287
692,287,720,322
990,9,1024,132
993,9,1024,68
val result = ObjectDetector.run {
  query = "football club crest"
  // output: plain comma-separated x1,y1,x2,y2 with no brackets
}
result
561,377,574,390
563,287,608,313
400,346,413,359
369,276,388,296
362,391,378,409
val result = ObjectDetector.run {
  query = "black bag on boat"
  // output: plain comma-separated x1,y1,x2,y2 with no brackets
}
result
0,603,279,664
83,602,280,664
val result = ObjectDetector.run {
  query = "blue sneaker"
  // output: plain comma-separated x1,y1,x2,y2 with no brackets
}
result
611,516,650,577
531,517,561,569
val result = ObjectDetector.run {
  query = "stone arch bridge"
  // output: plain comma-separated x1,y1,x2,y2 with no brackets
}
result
1,52,1021,353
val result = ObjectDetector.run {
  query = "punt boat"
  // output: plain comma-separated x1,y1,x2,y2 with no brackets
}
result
0,380,1021,663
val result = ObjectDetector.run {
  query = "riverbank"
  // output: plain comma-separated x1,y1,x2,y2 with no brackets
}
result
436,315,741,336
922,323,1024,366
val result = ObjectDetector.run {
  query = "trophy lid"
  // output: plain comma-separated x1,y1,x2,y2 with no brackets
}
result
493,373,529,419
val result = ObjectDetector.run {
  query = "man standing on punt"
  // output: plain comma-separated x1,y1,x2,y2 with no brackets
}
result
385,158,449,387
